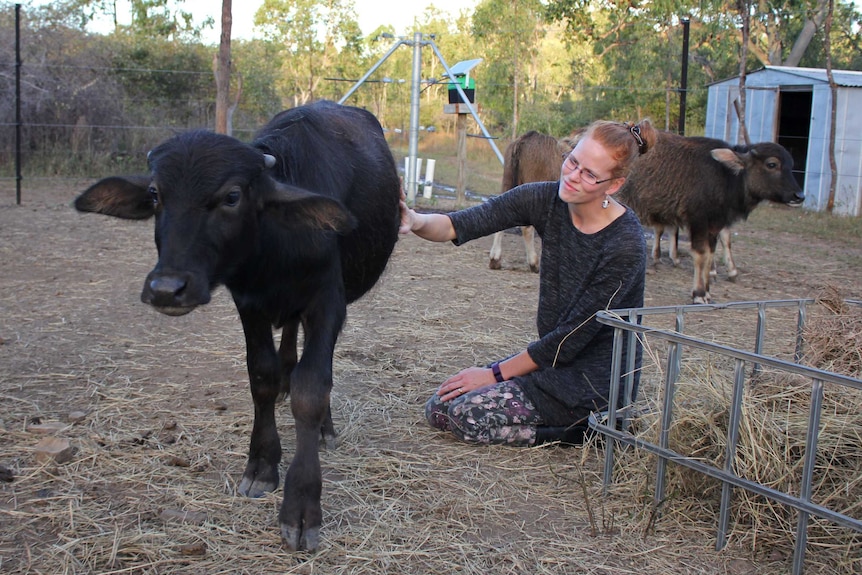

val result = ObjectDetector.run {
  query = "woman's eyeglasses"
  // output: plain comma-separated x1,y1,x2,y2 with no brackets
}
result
561,153,614,186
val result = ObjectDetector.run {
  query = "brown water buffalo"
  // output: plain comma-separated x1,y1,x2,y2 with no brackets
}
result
74,100,401,552
617,132,804,303
488,131,571,272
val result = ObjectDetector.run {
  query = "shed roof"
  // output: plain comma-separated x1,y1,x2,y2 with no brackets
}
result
709,66,862,88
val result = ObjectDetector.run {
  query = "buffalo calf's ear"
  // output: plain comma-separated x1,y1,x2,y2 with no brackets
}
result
264,183,357,235
74,176,155,220
710,149,746,175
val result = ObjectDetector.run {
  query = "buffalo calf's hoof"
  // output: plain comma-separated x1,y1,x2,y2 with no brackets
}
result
692,292,712,305
281,523,320,552
238,466,279,498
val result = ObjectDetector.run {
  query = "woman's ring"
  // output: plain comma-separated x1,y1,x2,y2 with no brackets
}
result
459,387,464,394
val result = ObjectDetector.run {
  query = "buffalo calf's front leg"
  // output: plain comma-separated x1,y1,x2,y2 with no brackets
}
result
691,251,714,304
238,312,282,498
718,227,738,280
689,229,715,304
278,320,338,450
279,365,332,551
278,301,343,552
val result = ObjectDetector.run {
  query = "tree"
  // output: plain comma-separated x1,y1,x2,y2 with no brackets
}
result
824,0,837,213
736,0,751,145
214,0,231,134
48,0,208,39
229,36,292,129
472,0,551,136
411,7,478,129
782,0,830,66
254,0,363,107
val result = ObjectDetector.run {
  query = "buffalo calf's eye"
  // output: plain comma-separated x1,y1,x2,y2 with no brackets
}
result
224,190,241,207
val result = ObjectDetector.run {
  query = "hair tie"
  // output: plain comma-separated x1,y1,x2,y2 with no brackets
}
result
629,123,647,154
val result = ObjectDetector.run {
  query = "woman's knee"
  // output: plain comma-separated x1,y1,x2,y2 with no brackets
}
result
425,394,451,431
447,409,487,444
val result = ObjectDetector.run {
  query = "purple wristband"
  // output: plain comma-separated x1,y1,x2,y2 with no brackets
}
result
491,362,505,383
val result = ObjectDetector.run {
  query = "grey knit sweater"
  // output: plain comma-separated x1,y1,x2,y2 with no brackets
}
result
447,181,646,426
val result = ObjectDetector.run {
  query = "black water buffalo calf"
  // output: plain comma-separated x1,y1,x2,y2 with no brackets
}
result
74,100,401,551
617,133,804,303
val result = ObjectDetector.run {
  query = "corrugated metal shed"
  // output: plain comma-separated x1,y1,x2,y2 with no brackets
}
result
705,66,862,216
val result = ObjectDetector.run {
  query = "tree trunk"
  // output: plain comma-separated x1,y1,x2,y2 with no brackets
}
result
215,0,232,135
783,0,829,67
824,0,837,213
227,72,243,137
511,47,520,139
737,0,751,145
511,0,520,139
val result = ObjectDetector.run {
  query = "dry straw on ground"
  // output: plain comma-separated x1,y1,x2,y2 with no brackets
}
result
2,185,861,574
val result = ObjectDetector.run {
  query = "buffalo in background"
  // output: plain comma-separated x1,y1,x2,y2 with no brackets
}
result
488,130,574,273
74,100,402,551
616,132,804,303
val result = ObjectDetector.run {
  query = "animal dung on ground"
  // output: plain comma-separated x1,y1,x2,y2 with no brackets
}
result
159,509,208,525
0,464,14,483
67,411,88,423
178,542,207,556
26,421,67,434
34,436,76,464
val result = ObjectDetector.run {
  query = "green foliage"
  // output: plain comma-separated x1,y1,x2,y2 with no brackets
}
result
37,0,210,40
796,0,862,68
232,39,294,127
2,0,861,178
253,0,367,106
109,36,215,124
471,0,557,133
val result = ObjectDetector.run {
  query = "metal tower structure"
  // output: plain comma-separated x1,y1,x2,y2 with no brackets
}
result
339,32,503,203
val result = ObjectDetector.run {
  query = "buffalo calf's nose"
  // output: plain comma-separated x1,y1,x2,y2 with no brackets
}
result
148,276,187,299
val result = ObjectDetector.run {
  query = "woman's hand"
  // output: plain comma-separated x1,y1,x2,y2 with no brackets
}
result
397,191,457,241
437,366,496,402
399,197,416,235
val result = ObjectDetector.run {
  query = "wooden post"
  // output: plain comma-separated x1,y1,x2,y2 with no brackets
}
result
444,103,474,207
456,112,467,206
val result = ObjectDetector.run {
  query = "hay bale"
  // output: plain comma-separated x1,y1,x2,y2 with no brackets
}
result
804,287,862,379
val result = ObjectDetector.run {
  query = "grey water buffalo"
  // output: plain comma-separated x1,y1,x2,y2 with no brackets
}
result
617,133,803,303
74,100,402,551
489,131,572,272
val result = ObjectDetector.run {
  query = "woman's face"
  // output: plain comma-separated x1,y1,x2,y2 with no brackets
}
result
557,136,622,206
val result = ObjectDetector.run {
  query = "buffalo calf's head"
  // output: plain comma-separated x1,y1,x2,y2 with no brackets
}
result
75,131,356,316
711,142,805,209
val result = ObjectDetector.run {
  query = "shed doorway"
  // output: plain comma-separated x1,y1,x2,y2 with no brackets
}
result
776,89,812,189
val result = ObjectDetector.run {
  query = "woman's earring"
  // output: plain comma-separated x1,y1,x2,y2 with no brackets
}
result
602,196,610,209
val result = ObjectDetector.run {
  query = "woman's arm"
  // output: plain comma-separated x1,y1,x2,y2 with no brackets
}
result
399,199,457,242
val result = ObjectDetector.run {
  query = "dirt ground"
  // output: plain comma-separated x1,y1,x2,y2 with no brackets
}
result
1,181,860,575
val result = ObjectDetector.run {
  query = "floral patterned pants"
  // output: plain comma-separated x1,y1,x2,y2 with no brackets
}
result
425,380,545,446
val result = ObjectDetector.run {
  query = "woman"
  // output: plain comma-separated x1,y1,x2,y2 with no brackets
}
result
399,119,656,446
